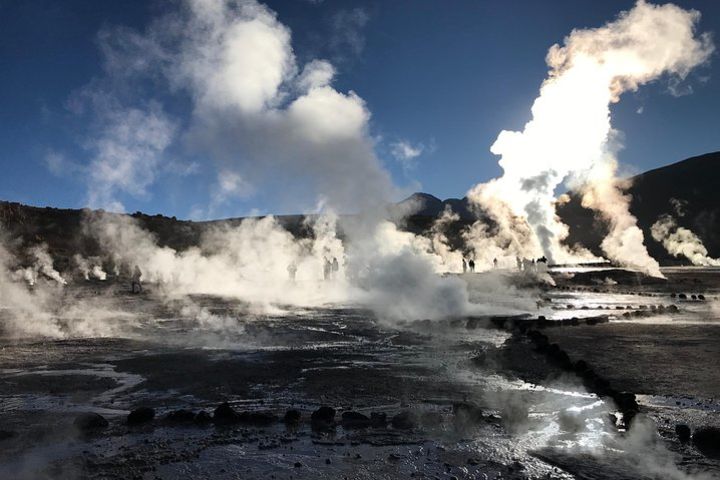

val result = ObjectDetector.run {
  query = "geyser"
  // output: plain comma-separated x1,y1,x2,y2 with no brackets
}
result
467,0,713,276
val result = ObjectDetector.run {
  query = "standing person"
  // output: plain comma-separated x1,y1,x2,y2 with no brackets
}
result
131,265,143,294
323,258,331,280
468,259,475,272
493,258,498,269
332,257,339,279
287,262,297,282
462,258,467,273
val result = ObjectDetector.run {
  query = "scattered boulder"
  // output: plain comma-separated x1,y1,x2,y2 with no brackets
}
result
452,402,484,424
194,411,212,424
213,402,238,424
574,360,590,374
311,406,336,430
73,412,109,431
675,424,691,443
341,411,371,429
284,409,301,425
127,407,155,426
391,411,416,430
693,427,720,459
612,392,639,424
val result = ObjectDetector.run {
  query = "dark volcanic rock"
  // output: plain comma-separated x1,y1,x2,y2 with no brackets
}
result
195,411,212,424
675,424,691,443
127,407,155,425
311,406,336,430
213,402,238,424
391,411,416,430
453,402,484,424
74,412,109,431
284,409,301,425
693,427,720,459
341,411,371,429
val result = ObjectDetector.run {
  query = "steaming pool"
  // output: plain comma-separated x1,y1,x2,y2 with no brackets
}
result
1,267,719,479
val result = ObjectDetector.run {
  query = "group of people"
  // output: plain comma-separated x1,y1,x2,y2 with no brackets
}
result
461,258,476,273
287,256,340,281
323,257,340,280
516,256,548,272
459,255,550,274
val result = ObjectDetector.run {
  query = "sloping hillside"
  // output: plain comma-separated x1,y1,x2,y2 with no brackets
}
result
557,151,720,263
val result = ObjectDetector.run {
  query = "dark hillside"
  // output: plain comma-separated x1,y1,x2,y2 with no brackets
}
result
558,151,720,263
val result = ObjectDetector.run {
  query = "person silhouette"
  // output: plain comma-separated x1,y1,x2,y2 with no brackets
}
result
331,257,339,279
131,265,143,294
287,262,298,281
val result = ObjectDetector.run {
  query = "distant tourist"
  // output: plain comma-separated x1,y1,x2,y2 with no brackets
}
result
522,258,531,272
287,262,298,281
131,265,143,294
468,259,475,272
493,258,498,269
332,257,339,279
462,258,467,273
323,258,332,280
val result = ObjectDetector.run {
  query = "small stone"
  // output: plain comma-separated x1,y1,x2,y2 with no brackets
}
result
127,407,155,426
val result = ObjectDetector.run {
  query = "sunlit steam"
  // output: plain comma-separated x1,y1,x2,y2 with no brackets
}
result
651,214,720,266
468,0,713,276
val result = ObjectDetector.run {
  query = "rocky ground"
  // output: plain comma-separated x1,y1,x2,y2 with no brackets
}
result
1,267,720,479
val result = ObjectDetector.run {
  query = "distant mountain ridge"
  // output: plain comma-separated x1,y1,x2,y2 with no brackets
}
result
1,151,719,266
393,192,475,221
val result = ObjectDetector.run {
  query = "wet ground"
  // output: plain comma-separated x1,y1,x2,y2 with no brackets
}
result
1,267,719,479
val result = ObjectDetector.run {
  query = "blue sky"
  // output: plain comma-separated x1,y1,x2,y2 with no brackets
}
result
1,0,718,219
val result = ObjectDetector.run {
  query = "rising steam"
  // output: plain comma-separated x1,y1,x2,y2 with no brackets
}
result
467,0,713,276
651,214,720,266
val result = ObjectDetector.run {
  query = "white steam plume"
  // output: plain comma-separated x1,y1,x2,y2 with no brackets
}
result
468,0,713,276
98,0,395,214
73,0,510,323
28,244,67,286
651,214,720,266
82,211,533,323
429,206,464,273
73,254,108,281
